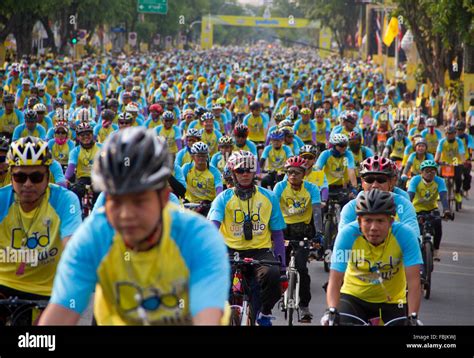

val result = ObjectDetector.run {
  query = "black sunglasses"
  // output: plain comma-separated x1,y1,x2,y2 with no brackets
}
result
287,169,304,176
12,171,46,184
235,168,252,174
363,175,389,184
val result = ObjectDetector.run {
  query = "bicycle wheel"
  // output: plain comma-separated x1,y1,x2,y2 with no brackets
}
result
287,270,297,326
323,217,337,272
422,240,433,299
447,181,454,213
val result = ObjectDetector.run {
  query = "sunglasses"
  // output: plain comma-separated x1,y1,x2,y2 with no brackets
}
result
336,144,347,148
301,154,316,160
12,171,46,184
362,175,389,184
235,168,252,174
287,169,304,176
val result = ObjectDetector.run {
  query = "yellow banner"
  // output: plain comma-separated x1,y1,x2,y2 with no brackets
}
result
319,28,332,58
201,18,213,50
214,16,318,29
383,17,399,47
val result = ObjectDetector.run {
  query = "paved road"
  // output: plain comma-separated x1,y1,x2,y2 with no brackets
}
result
274,183,474,326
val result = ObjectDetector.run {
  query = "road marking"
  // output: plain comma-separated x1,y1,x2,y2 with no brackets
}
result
436,263,474,270
433,270,474,277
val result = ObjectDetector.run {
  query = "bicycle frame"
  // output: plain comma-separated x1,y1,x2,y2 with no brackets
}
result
0,297,49,326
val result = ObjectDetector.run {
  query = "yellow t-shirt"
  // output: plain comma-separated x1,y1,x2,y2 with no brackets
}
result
0,111,21,135
218,188,278,250
0,186,80,296
409,175,445,212
305,168,326,188
333,222,422,304
184,166,218,203
295,121,312,142
201,130,219,156
438,139,464,165
276,181,316,225
322,155,348,186
315,120,328,144
96,126,115,144
247,115,265,142
94,207,191,325
50,142,71,166
158,126,179,154
75,144,100,179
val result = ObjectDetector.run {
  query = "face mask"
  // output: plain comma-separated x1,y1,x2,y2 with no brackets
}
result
55,137,67,145
203,90,208,95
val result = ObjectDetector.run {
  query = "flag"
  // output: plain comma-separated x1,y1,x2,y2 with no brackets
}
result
356,18,363,48
375,11,382,56
383,17,399,47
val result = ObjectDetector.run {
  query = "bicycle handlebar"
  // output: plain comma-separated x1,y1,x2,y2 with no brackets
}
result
229,257,281,266
0,297,49,308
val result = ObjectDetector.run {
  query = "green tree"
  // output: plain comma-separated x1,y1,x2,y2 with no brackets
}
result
394,0,474,87
296,0,359,57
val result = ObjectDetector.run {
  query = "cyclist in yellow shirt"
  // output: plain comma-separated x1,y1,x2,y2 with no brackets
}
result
0,94,23,140
208,150,286,326
435,126,466,204
274,156,323,323
408,160,452,261
0,137,81,325
182,142,222,216
322,189,422,326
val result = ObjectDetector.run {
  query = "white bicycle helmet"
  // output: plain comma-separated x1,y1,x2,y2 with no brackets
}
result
329,133,349,146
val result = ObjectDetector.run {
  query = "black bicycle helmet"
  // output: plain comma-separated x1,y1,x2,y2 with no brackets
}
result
356,189,396,216
92,127,172,195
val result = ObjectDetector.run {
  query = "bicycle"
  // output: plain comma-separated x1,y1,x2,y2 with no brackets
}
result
279,238,312,326
183,200,212,217
328,311,418,326
228,256,281,326
417,211,454,299
0,297,49,326
439,163,457,212
323,190,349,272
82,184,94,219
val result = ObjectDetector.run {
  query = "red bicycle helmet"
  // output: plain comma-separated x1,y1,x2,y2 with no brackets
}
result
285,156,308,170
359,155,395,177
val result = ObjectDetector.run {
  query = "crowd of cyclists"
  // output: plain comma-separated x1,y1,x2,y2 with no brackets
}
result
0,44,472,326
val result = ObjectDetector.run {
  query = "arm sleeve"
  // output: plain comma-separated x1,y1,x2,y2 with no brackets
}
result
395,223,423,267
49,217,110,314
207,191,227,223
331,224,359,272
338,199,356,231
57,188,82,238
271,230,286,270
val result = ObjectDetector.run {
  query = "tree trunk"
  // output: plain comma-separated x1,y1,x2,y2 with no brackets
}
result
11,11,35,57
40,17,57,55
